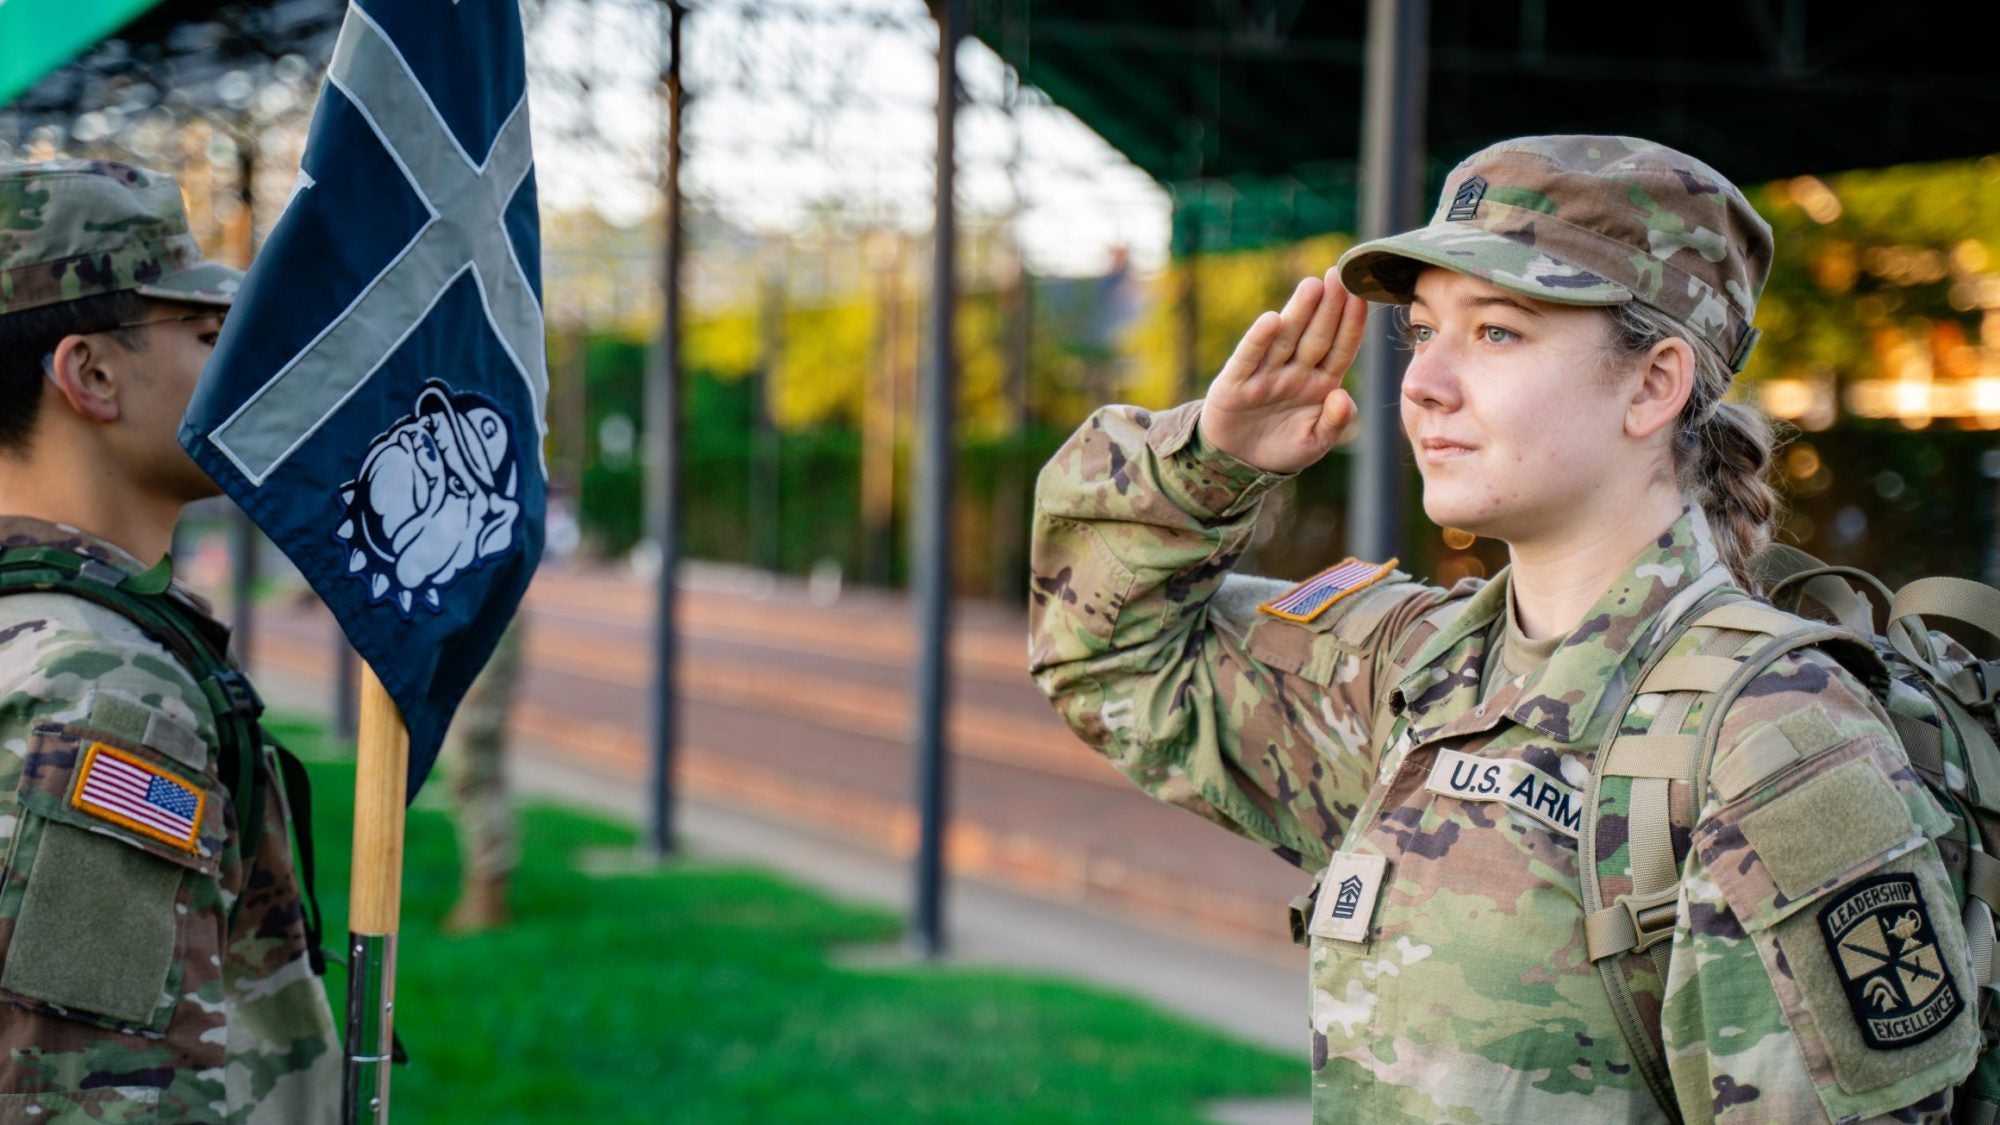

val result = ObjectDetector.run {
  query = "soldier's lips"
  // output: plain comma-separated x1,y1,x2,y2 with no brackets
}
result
1417,438,1477,464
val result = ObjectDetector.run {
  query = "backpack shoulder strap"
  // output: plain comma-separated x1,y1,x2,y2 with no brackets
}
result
0,546,340,985
0,545,269,862
1580,591,1858,1121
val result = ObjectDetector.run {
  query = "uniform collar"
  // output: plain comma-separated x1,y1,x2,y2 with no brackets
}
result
1398,506,1730,745
0,514,155,574
0,514,217,618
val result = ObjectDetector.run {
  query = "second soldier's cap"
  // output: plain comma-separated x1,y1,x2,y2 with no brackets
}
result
1336,135,1774,372
0,160,242,318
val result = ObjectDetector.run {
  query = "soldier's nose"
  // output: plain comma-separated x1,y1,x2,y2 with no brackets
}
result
1401,351,1460,411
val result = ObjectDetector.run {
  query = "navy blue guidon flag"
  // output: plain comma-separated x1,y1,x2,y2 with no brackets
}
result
181,0,545,795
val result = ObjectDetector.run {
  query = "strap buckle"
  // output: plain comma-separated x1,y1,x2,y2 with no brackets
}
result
209,667,265,720
1620,884,1682,956
1727,324,1762,373
1288,887,1319,947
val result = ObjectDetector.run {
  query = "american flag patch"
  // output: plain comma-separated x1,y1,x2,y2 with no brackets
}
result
71,744,206,854
1258,558,1398,623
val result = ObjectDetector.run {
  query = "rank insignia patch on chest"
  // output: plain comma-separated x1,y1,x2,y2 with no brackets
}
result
1258,557,1397,623
1817,873,1962,1049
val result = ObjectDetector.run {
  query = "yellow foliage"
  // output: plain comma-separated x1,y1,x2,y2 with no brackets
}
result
956,297,1013,440
772,301,877,429
685,310,761,380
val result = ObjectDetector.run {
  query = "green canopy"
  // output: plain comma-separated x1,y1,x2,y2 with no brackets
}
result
0,0,163,107
964,2,2000,254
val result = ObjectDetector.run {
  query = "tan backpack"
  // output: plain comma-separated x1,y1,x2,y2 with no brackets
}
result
1583,550,2000,1121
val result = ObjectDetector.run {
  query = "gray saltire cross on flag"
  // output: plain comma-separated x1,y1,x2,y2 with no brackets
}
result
206,7,548,487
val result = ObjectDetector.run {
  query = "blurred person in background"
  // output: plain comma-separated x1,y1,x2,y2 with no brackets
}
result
443,613,524,932
1030,135,1978,1122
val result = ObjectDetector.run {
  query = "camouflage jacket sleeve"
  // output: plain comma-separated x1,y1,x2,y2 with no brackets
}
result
1029,401,1447,871
1662,648,1978,1124
0,594,337,1122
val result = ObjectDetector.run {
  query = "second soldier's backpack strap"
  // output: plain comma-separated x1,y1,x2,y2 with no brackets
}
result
1581,590,1875,1122
268,729,329,975
0,545,269,866
1578,587,1767,1120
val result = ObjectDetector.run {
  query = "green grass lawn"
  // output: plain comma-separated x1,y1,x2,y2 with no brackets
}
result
278,717,1306,1123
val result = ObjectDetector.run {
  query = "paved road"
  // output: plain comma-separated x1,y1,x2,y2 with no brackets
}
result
254,560,1313,962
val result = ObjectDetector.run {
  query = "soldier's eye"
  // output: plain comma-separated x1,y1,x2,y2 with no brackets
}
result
1483,325,1520,344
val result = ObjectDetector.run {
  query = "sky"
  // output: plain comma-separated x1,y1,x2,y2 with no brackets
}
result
523,0,1172,277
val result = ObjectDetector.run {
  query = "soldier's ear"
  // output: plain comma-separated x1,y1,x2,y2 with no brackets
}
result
45,334,122,425
1624,335,1694,443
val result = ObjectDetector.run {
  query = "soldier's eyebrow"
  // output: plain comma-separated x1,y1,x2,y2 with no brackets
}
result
1409,292,1546,319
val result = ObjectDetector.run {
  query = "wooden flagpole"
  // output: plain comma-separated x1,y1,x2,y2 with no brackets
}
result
343,661,408,1123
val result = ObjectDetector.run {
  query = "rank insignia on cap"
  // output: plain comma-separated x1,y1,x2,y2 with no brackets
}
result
71,743,205,855
1446,175,1488,221
1817,873,1962,1049
1258,558,1397,623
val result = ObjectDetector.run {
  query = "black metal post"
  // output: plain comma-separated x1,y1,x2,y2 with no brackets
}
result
909,0,961,960
646,0,687,859
1175,197,1200,405
1346,0,1429,563
230,131,259,673
231,504,258,670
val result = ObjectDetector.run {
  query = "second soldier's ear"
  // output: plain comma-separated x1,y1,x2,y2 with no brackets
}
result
1623,335,1694,443
44,334,123,425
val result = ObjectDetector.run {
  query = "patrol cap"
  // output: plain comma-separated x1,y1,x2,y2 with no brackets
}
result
0,160,242,318
1336,135,1774,372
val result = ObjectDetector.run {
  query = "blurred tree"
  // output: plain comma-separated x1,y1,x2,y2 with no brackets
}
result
1747,157,2000,422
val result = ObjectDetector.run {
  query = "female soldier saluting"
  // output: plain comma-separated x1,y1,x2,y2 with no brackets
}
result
1029,135,1982,1123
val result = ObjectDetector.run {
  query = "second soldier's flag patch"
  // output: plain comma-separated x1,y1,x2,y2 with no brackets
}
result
1259,558,1397,623
72,743,205,854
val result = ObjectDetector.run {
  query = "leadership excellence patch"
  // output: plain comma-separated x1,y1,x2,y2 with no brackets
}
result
71,743,205,855
1258,558,1397,624
1817,873,1962,1050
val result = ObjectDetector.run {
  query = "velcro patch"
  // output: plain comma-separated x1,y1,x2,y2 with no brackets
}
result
71,743,205,855
1817,873,1963,1050
1424,748,1582,838
1308,851,1387,944
1258,558,1397,623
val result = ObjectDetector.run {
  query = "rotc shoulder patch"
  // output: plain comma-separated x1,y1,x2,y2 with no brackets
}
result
1258,558,1397,623
71,743,206,855
1817,873,1963,1050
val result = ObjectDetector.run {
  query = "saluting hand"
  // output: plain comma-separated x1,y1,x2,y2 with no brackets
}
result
1198,268,1369,476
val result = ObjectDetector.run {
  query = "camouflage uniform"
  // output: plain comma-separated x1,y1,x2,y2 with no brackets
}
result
0,519,340,1123
1030,137,1979,1123
0,163,337,1121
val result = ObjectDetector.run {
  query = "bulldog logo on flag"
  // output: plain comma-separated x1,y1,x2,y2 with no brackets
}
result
336,381,522,618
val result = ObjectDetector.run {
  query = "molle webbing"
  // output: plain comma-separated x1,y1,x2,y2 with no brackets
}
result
0,547,268,889
0,545,332,988
1580,589,1808,1121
